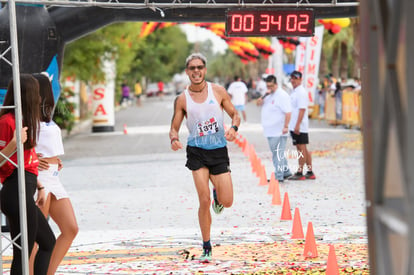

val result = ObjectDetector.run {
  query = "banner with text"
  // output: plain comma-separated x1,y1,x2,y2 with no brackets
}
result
295,25,324,106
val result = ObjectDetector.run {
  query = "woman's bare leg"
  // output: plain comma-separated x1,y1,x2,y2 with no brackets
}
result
47,196,78,275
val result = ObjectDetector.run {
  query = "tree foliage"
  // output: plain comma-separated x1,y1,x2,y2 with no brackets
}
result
319,20,358,80
62,22,140,82
126,26,192,84
207,50,248,84
59,22,192,129
62,23,192,86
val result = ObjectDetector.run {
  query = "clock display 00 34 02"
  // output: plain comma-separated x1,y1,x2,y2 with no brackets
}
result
225,9,315,37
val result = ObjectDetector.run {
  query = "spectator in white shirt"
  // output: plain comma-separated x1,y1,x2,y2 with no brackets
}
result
288,71,316,180
227,76,248,122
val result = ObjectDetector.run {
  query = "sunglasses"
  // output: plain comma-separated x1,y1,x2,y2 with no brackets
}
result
187,65,205,71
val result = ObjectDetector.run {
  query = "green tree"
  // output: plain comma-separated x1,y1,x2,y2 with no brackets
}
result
61,22,193,114
62,22,143,82
128,26,192,85
207,50,249,84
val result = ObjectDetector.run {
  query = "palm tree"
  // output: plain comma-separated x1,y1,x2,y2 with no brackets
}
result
319,19,359,81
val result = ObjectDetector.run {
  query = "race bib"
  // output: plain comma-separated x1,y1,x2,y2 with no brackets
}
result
197,117,219,137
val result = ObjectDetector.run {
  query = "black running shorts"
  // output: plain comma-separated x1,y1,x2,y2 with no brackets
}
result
185,146,231,175
290,131,309,145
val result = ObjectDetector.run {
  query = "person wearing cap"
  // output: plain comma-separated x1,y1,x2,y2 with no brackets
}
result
256,75,293,182
288,70,316,180
169,53,240,263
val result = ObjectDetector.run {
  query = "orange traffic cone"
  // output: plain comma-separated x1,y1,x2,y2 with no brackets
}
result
280,192,292,220
123,124,128,134
239,137,246,150
249,148,258,174
246,143,253,158
291,208,304,239
326,244,339,275
259,164,268,186
267,172,276,194
271,181,281,205
234,136,241,147
253,156,261,177
242,139,249,156
303,222,318,258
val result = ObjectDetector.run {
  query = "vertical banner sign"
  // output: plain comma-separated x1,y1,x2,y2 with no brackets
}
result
295,37,307,73
92,59,115,132
303,26,324,105
295,25,324,105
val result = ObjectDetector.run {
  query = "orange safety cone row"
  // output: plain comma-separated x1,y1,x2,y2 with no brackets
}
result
291,208,304,239
280,192,292,220
123,124,128,134
326,244,340,275
303,222,318,258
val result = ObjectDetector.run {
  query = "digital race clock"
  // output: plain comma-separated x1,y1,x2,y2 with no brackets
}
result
225,9,315,37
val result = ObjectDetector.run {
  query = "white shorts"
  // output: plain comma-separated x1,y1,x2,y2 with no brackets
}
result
38,164,68,200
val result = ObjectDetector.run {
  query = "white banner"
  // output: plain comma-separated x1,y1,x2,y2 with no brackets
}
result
92,59,115,132
295,25,324,106
295,37,307,73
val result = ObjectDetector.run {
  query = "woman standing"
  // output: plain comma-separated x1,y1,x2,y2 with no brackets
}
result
30,73,78,275
0,74,55,275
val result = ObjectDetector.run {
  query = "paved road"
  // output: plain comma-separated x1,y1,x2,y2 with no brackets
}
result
2,95,369,274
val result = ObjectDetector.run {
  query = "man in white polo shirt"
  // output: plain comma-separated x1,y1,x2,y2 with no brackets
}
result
256,75,293,182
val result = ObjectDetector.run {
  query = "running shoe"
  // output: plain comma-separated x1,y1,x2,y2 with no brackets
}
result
199,248,212,263
288,172,306,180
212,188,224,214
283,172,293,179
305,171,316,180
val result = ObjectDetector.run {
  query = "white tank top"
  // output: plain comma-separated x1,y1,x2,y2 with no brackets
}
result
36,121,65,157
185,82,227,150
